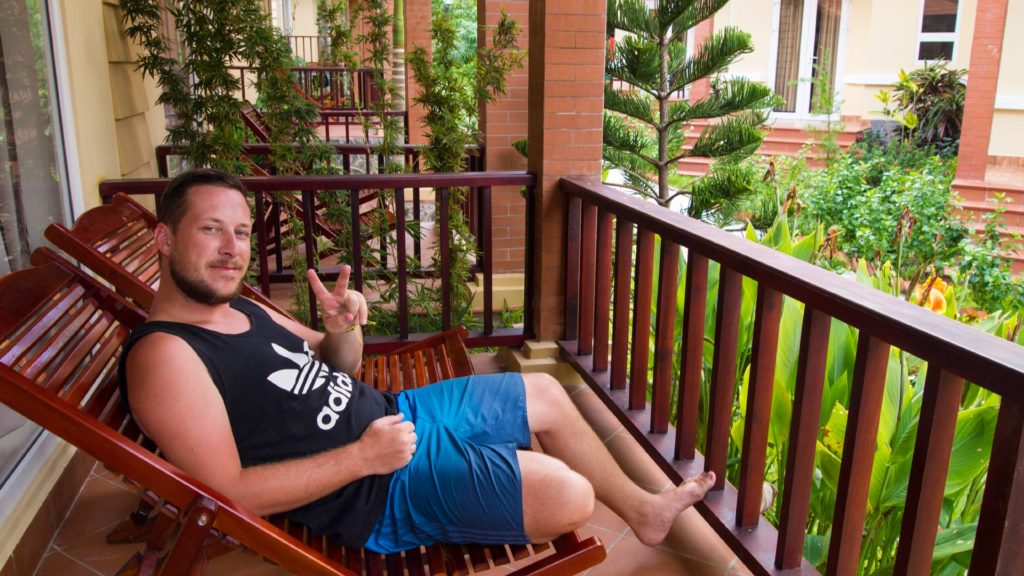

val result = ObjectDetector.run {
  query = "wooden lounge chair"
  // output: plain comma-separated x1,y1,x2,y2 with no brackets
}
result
0,249,606,576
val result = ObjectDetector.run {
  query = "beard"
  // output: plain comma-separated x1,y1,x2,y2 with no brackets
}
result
168,252,244,305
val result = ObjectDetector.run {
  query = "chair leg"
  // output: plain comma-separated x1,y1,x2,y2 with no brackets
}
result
156,496,218,576
108,494,159,544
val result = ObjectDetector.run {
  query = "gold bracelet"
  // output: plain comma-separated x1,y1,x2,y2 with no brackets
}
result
337,323,360,334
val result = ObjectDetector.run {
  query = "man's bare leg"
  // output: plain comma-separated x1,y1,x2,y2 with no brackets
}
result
518,372,715,546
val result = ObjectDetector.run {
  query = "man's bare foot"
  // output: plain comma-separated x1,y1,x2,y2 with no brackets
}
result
631,471,716,546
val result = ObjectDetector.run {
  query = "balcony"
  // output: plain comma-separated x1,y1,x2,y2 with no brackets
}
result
2,1,1022,574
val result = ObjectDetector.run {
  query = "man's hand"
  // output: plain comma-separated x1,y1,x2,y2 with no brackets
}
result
307,266,368,334
357,414,417,475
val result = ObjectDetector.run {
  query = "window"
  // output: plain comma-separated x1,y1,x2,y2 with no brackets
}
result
918,0,958,61
0,0,71,485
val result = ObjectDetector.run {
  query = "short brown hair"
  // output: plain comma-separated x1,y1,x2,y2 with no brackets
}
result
158,169,247,230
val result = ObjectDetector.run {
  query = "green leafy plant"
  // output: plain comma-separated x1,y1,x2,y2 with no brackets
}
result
603,0,781,214
121,0,323,174
407,8,524,328
317,0,359,70
877,63,966,155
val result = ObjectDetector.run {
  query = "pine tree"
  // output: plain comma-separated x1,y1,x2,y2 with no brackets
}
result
604,0,781,219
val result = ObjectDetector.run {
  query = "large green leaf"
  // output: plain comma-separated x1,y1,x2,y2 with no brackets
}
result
932,522,977,561
792,223,823,263
945,405,996,494
816,439,842,492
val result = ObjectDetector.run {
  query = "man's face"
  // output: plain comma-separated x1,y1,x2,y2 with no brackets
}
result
159,185,253,305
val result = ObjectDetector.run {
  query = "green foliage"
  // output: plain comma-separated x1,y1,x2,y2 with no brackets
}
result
408,9,524,328
797,138,967,287
877,63,966,155
603,0,781,212
953,194,1024,315
317,0,359,69
121,0,325,174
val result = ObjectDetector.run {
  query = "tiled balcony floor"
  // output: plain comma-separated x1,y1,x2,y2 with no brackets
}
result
21,354,725,575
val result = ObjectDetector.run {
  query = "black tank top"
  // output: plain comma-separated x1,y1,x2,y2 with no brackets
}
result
118,297,396,546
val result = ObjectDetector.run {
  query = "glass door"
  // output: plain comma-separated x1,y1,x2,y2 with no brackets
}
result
772,0,844,116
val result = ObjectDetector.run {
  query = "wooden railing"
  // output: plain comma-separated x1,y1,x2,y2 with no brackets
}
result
559,176,1024,575
287,34,326,64
232,66,381,111
98,171,533,352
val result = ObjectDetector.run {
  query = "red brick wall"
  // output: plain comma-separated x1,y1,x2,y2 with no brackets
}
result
404,0,431,146
481,0,529,273
688,17,715,103
527,0,607,341
956,0,1009,181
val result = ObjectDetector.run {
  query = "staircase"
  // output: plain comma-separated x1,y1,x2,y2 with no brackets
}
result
953,178,1024,273
677,117,870,176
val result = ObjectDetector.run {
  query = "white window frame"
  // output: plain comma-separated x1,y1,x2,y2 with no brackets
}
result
916,0,962,63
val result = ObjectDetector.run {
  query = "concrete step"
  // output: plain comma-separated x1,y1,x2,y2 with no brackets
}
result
953,179,1024,205
957,200,1024,228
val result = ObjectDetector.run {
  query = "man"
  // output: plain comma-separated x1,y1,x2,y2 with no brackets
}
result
121,168,715,554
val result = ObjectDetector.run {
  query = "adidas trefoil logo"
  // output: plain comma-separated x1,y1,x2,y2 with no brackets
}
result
267,342,355,431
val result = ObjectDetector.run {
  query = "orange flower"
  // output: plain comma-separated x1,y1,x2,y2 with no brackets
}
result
913,277,948,314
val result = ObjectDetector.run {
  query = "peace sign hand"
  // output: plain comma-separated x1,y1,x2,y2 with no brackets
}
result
306,266,368,334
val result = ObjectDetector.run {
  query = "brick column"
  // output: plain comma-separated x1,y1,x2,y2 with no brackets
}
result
404,0,431,146
527,0,607,341
956,0,1009,181
481,0,529,273
688,17,715,103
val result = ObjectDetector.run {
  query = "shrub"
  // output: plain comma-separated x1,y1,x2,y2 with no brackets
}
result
797,138,967,282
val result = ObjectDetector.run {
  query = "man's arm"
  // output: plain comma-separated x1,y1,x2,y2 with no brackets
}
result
124,332,414,516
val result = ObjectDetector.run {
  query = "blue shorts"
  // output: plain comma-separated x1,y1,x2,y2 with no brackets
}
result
363,373,532,554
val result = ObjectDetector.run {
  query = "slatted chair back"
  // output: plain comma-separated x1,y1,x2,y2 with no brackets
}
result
42,193,289,316
0,249,353,575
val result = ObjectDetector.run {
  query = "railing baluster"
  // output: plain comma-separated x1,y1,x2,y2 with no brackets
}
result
254,190,271,298
629,228,655,411
395,187,409,340
894,367,964,575
651,241,679,434
969,395,1024,575
302,190,318,329
676,252,708,461
439,186,452,331
826,333,892,575
705,265,743,488
737,284,782,526
776,307,831,569
523,182,535,340
593,210,614,372
578,204,597,356
481,186,493,336
564,196,582,341
610,218,633,390
349,188,363,292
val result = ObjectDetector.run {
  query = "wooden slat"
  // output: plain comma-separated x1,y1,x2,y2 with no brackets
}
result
610,219,633,390
704,266,742,488
969,395,1024,575
302,190,319,330
776,307,831,569
564,196,582,341
577,204,598,356
894,368,964,575
481,186,493,336
826,333,891,575
395,187,409,339
736,285,782,526
592,210,614,372
651,241,679,434
675,252,708,461
629,228,655,411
